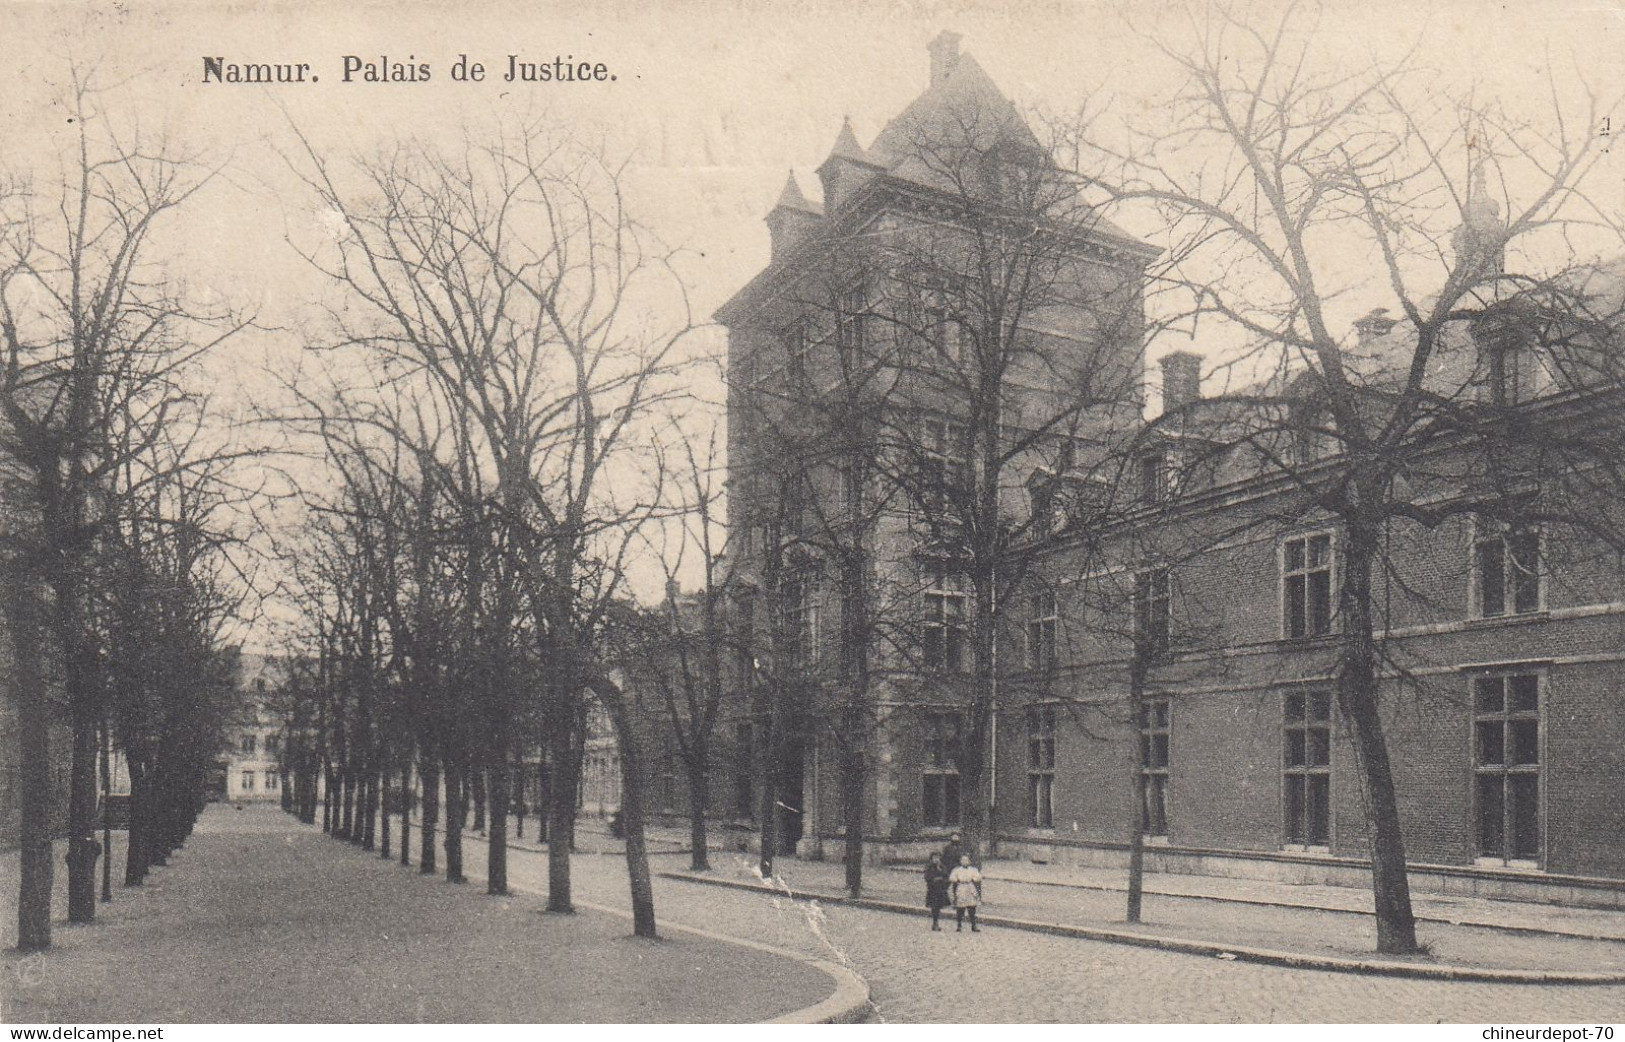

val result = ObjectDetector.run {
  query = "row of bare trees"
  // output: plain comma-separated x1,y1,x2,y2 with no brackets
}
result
1,72,255,952
260,120,700,938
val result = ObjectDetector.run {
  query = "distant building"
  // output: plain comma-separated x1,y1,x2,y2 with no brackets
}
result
223,655,284,804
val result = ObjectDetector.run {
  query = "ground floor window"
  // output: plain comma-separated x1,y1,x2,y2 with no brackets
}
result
922,710,962,827
265,771,279,791
1139,697,1170,836
1027,705,1055,828
1474,673,1541,862
240,770,255,793
1283,690,1331,847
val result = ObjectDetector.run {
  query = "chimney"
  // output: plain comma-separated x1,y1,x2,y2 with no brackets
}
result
1159,351,1202,413
928,30,962,87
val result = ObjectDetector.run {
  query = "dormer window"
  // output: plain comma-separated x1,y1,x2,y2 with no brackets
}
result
1484,343,1548,406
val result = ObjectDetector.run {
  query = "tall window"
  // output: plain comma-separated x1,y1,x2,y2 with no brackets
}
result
1026,705,1056,828
837,282,866,352
1475,523,1540,618
240,734,257,756
264,771,279,792
922,567,968,672
1474,674,1541,862
1283,690,1332,848
924,286,962,363
265,734,280,756
784,573,821,670
1026,591,1058,672
922,711,962,827
1138,697,1171,837
240,771,255,793
919,417,970,512
1134,568,1171,658
1282,533,1334,639
785,320,812,383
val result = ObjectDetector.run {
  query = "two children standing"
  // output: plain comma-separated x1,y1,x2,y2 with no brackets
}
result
923,830,983,932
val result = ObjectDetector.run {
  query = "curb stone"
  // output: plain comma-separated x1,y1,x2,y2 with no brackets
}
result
502,880,872,1023
893,864,1625,944
659,870,1625,987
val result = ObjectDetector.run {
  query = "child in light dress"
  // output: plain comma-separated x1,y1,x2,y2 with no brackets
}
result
948,852,982,932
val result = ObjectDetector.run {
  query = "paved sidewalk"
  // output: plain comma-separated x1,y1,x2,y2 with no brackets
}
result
660,852,1625,975
0,805,832,1023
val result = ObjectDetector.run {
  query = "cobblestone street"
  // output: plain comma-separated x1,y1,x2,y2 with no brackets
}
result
473,835,1625,1023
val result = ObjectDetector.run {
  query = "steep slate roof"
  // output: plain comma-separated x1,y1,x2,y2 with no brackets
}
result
771,170,821,216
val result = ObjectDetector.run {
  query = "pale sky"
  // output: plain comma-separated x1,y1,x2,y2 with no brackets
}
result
4,0,1623,643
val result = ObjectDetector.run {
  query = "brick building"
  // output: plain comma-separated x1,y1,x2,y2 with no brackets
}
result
706,33,1625,906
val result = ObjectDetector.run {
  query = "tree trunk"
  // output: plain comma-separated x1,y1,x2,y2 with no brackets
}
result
378,765,392,859
1340,522,1420,954
611,704,658,938
399,761,412,866
686,757,710,872
8,570,54,952
1126,650,1150,924
124,765,149,887
361,765,378,852
418,758,439,875
487,762,509,896
472,768,487,834
66,643,100,924
443,755,466,883
100,720,112,903
546,728,574,913
841,729,866,899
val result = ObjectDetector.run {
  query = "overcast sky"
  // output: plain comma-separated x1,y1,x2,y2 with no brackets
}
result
4,0,1622,641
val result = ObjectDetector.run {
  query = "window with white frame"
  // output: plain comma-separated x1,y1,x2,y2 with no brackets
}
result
241,771,256,793
1026,705,1056,828
1283,690,1332,848
783,572,821,671
1026,591,1057,672
918,417,971,513
922,710,963,827
1139,697,1171,837
922,566,968,672
240,734,257,756
265,771,279,791
1474,673,1541,863
1474,522,1540,619
1282,533,1334,639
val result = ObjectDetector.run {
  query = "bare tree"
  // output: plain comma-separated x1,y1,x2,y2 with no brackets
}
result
285,118,692,934
0,67,251,942
1076,3,1625,952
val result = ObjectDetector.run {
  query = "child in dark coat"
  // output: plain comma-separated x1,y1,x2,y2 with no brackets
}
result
924,852,950,930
